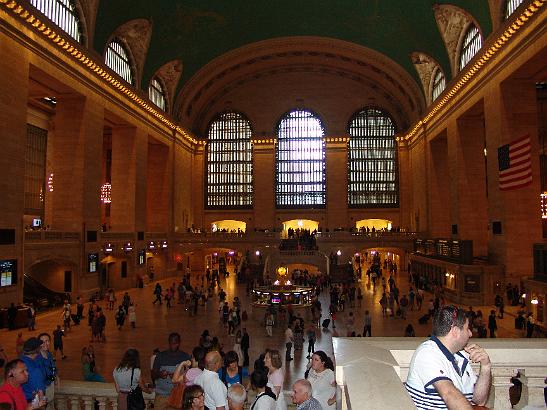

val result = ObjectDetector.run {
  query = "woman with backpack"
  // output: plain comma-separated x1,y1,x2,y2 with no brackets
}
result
218,351,248,388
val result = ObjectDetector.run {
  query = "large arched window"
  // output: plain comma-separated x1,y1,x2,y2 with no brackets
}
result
149,77,166,111
348,108,398,207
504,0,524,19
276,109,325,208
459,24,482,71
431,67,446,102
206,112,253,208
30,0,82,43
105,39,134,85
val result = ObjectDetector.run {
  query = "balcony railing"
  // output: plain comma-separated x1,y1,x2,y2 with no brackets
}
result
333,337,547,410
55,380,154,410
24,231,81,242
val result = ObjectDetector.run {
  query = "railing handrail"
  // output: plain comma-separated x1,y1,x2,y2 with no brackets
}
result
333,337,547,410
24,230,81,241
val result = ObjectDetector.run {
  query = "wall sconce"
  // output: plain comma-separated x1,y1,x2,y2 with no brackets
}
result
148,241,156,250
336,250,342,256
255,250,260,256
104,243,113,253
123,242,133,252
161,240,168,249
531,297,539,305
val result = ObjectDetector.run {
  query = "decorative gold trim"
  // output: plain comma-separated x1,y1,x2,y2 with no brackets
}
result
403,0,545,142
251,138,276,145
1,0,197,145
325,136,350,143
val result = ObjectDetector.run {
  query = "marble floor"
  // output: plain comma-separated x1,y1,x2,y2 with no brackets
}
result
0,267,523,391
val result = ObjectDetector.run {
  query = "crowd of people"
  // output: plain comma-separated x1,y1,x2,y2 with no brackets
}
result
1,250,543,410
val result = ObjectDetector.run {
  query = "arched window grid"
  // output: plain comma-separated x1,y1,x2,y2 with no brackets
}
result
459,24,482,71
105,39,134,85
206,112,253,208
275,109,326,208
347,108,398,208
431,67,446,102
149,77,167,111
504,0,524,19
30,0,82,43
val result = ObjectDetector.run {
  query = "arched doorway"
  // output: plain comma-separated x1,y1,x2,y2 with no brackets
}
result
210,219,247,233
355,219,392,231
282,219,319,238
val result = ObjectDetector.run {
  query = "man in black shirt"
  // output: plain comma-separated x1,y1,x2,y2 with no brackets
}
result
240,328,250,367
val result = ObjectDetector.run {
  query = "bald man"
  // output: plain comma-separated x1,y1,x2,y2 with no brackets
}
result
227,383,246,410
195,351,228,410
292,379,322,410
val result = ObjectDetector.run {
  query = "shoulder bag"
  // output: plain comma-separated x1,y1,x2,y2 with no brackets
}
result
167,373,186,409
127,368,145,410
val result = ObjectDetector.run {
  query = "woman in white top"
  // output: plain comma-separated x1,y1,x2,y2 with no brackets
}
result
113,348,151,410
306,350,336,410
264,350,287,410
128,303,137,328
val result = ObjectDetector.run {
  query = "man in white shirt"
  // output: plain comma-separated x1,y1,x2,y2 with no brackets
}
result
227,383,246,410
405,305,491,409
285,325,294,361
195,351,228,410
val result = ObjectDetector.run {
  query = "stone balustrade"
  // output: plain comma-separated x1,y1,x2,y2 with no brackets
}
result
55,380,155,410
24,231,81,242
333,337,547,410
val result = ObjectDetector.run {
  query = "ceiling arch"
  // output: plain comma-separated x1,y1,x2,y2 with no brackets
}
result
176,37,426,135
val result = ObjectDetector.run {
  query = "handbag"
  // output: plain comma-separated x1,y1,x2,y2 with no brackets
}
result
127,368,145,410
167,374,186,409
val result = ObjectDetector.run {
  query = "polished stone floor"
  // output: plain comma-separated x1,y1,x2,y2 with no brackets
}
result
0,266,522,391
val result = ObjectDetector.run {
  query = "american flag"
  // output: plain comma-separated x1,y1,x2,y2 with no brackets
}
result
498,135,532,190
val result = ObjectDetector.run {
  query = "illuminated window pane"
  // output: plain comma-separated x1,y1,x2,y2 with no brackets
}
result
206,112,253,208
432,67,446,101
348,108,398,207
276,110,325,208
105,40,133,85
149,78,166,111
30,0,82,43
459,25,482,71
505,0,524,19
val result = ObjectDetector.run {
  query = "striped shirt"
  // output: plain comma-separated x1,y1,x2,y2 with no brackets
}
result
405,337,477,409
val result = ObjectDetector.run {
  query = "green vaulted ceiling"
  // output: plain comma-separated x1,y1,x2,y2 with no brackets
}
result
94,0,492,93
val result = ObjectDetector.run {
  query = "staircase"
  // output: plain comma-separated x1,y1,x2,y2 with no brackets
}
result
264,249,329,277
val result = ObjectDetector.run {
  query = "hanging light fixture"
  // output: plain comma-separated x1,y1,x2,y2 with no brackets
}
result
100,183,112,203
541,192,547,218
47,173,54,192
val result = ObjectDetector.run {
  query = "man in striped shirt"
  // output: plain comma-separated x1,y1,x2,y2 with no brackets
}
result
405,305,491,409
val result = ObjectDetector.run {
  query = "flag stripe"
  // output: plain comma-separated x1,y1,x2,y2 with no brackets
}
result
500,176,533,190
500,161,532,178
498,135,532,191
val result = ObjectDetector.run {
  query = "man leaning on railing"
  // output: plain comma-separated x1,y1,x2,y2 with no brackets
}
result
405,305,491,409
